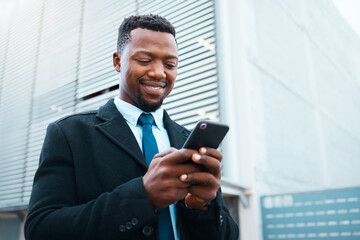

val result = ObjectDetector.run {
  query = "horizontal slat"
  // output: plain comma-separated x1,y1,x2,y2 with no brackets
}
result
165,91,218,111
178,57,216,76
168,103,218,121
169,76,217,99
173,68,217,89
165,96,218,115
175,110,219,129
78,67,116,88
0,148,26,160
76,91,117,112
138,0,189,16
0,158,24,170
0,183,23,193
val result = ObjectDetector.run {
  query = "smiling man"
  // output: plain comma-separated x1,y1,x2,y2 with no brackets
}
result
25,15,239,240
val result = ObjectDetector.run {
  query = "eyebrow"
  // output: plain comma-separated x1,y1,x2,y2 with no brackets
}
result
135,50,178,60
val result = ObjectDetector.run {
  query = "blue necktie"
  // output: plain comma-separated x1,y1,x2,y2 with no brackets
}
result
138,113,175,240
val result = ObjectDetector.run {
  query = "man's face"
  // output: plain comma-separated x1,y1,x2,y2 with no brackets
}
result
113,28,178,112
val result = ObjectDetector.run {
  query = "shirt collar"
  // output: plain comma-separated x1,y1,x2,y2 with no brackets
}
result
113,97,164,129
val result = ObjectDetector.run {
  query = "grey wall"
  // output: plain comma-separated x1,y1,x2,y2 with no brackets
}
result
214,0,360,238
248,0,360,194
0,218,21,240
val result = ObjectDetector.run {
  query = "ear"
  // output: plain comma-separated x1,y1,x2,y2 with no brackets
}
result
113,52,121,72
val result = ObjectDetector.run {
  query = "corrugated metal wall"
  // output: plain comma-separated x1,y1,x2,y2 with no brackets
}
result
0,0,219,210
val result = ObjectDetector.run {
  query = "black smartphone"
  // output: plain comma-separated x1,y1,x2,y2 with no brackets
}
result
182,120,229,150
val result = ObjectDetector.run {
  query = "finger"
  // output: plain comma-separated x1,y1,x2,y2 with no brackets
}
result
199,147,223,162
188,185,218,202
157,148,198,165
180,171,219,188
154,147,177,158
191,153,221,178
154,179,190,207
184,193,209,209
169,177,191,189
173,162,204,176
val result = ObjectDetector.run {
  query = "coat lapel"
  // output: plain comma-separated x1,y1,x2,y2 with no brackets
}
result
94,99,189,169
95,99,147,169
163,110,190,149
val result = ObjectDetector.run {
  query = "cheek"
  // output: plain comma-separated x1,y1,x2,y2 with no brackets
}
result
167,72,176,87
124,67,140,86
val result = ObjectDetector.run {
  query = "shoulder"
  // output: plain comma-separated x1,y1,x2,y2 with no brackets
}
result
49,110,100,131
163,110,190,135
54,110,98,123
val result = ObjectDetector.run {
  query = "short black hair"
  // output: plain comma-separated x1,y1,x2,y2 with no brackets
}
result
117,14,176,54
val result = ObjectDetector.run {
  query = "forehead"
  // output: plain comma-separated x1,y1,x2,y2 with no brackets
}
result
126,28,178,55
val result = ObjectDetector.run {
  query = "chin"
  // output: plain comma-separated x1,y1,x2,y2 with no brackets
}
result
136,95,163,112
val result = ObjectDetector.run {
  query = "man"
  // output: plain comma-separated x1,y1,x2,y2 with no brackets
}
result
25,14,238,240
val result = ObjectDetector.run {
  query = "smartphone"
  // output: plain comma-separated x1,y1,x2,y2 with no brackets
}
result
182,120,229,150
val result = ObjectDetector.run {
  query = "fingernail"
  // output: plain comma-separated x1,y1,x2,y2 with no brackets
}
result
200,147,207,154
180,174,188,181
193,153,201,161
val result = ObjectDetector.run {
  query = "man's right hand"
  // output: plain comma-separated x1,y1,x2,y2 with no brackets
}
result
142,148,202,208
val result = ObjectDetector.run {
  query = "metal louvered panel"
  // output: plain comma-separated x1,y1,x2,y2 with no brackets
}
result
24,84,78,201
76,90,118,113
0,1,12,101
0,0,220,210
138,0,219,129
76,0,137,103
33,1,81,98
0,0,43,209
23,0,83,204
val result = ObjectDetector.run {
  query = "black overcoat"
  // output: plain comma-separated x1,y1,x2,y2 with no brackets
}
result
25,99,239,240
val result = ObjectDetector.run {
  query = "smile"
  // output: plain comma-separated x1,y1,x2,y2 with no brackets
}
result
140,80,168,96
140,80,167,88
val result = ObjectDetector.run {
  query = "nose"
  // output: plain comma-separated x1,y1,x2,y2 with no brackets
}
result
148,61,166,79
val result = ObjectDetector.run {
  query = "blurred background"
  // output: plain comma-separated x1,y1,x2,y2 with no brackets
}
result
0,0,359,239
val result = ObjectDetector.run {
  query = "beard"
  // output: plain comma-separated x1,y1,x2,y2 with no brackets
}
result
136,89,165,112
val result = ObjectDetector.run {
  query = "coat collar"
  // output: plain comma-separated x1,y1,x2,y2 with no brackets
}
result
95,99,190,169
95,99,146,169
163,111,190,149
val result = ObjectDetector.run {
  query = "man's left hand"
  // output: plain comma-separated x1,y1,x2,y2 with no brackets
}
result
179,147,222,210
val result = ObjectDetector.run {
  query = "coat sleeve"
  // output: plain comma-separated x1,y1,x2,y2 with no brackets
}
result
25,122,159,240
177,189,239,240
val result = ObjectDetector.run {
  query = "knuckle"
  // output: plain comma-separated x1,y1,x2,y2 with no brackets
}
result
167,190,176,200
210,191,217,200
207,173,215,182
177,148,186,157
158,167,170,178
216,160,221,169
169,147,177,153
218,152,223,161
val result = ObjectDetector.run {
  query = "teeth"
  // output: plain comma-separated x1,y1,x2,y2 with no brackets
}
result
150,86,161,89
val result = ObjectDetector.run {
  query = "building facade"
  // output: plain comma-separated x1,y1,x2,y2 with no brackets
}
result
1,0,360,239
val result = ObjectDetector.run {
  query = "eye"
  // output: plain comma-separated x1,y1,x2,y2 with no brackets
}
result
136,59,151,64
165,62,177,69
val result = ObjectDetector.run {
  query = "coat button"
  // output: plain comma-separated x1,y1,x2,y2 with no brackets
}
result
119,225,126,232
126,222,133,230
142,225,154,236
131,218,139,226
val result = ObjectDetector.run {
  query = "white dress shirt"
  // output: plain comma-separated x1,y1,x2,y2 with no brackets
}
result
113,97,179,240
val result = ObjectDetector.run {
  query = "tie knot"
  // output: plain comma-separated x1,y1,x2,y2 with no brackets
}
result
138,113,155,127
